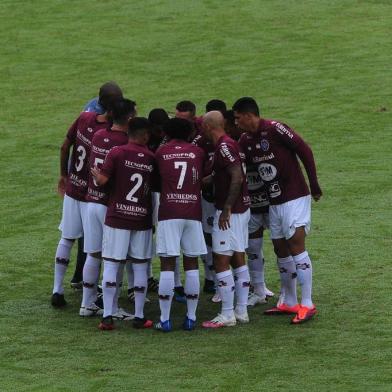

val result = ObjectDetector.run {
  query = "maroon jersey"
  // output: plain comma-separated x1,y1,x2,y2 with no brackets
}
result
86,128,128,205
156,139,205,221
101,142,155,230
239,119,321,205
65,112,109,201
212,135,250,213
192,133,215,202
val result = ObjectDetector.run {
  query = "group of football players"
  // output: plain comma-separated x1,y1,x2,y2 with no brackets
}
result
51,81,322,331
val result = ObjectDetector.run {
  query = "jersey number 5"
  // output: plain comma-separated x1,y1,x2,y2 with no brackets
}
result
126,173,143,202
174,161,187,189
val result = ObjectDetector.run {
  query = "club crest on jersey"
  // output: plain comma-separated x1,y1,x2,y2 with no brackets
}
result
138,153,144,157
104,138,109,142
175,146,182,149
189,152,196,158
87,127,93,133
260,139,269,151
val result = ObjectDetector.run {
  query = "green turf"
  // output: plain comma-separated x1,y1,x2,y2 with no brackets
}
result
1,0,391,390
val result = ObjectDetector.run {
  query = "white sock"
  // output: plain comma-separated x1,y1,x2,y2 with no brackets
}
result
277,256,298,307
126,262,134,290
113,262,125,314
158,271,174,322
53,238,74,294
102,260,119,318
202,245,214,281
81,255,101,307
293,251,313,308
247,237,265,297
147,259,153,279
133,263,148,318
233,265,250,314
216,270,235,318
185,270,200,321
174,257,182,288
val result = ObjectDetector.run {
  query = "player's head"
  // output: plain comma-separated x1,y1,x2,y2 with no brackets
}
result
128,117,151,145
175,100,196,121
205,99,227,114
202,111,225,141
112,98,137,125
163,118,194,141
224,109,243,141
232,97,260,133
98,81,123,112
148,108,169,142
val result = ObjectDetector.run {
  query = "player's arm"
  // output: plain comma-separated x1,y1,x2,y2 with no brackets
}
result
219,163,243,230
58,137,72,196
275,122,322,201
91,166,109,186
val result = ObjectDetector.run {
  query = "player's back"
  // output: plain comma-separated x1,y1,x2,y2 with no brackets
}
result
103,142,155,230
86,127,128,205
156,139,205,221
65,112,109,201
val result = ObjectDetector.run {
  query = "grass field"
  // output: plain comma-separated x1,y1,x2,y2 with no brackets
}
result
1,0,391,391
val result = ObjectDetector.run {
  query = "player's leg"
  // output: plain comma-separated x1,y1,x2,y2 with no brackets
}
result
155,219,183,331
286,196,316,323
80,202,106,316
70,237,86,289
181,220,206,330
128,229,154,329
264,202,299,315
203,211,236,328
99,225,131,330
126,261,135,301
230,211,251,322
247,225,267,306
52,195,83,307
174,256,186,303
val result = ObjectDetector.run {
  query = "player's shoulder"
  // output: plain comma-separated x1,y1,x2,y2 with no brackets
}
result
269,119,295,139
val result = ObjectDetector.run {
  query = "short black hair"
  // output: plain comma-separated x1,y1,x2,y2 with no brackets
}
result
176,100,196,116
232,97,260,116
99,81,123,111
148,108,169,127
112,98,136,124
128,117,151,138
223,109,235,126
163,118,193,141
206,99,227,114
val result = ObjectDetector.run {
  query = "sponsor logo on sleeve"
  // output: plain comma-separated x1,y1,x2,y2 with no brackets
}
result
273,122,293,139
219,143,235,162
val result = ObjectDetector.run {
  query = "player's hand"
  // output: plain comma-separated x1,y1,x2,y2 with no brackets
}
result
218,207,231,231
57,176,67,197
312,193,322,201
91,166,100,179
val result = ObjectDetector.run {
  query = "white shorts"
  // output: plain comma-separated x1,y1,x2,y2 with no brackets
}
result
269,195,311,240
152,192,160,226
212,209,250,256
84,203,107,253
202,198,216,234
248,212,270,234
102,225,153,261
156,219,207,257
58,194,88,240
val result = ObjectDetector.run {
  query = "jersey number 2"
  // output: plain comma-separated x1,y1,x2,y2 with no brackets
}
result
126,173,143,202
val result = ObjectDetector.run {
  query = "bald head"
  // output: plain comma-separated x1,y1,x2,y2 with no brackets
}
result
203,110,225,130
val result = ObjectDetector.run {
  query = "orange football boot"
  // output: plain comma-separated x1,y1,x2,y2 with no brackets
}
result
264,303,300,315
291,305,317,324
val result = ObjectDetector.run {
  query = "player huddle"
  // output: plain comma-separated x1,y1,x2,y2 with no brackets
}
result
51,82,322,331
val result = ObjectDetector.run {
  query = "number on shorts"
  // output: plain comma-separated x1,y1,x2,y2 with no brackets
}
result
174,161,187,189
126,173,143,202
93,157,104,186
75,145,86,172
